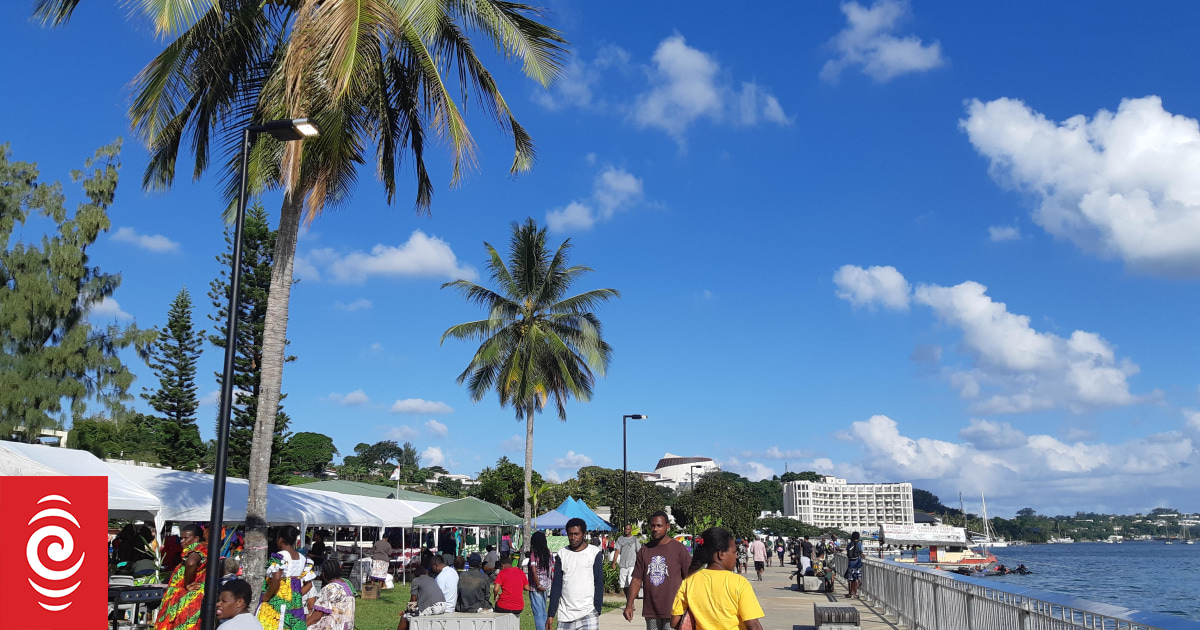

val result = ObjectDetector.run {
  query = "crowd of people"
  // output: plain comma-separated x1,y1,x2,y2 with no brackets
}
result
110,514,879,630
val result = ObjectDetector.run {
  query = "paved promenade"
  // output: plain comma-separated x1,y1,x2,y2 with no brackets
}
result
600,562,899,630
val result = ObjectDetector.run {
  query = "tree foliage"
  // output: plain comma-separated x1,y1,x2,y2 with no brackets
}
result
0,141,155,441
672,474,760,538
281,431,337,475
68,412,162,462
568,466,666,528
476,457,543,515
336,440,421,482
207,202,291,480
142,287,205,470
779,471,823,483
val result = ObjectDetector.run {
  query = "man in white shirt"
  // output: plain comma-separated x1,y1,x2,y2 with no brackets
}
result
215,579,265,629
548,518,603,630
432,554,459,611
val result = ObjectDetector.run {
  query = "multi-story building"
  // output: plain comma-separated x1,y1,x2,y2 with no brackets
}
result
651,453,720,491
783,476,914,530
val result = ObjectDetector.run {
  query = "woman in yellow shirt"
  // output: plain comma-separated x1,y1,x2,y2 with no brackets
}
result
671,528,765,630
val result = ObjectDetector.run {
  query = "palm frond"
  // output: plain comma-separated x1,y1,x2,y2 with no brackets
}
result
548,288,620,315
32,0,82,26
130,0,217,37
450,0,569,87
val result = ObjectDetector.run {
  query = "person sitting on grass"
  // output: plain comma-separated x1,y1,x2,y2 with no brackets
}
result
215,579,264,630
396,567,450,630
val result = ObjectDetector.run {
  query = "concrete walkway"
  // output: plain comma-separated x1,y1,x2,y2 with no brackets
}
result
599,562,900,630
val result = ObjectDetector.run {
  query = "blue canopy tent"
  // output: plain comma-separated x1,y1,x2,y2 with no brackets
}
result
554,497,611,532
533,509,571,530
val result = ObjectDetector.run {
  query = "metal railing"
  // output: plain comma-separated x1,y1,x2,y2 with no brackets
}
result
830,553,1198,630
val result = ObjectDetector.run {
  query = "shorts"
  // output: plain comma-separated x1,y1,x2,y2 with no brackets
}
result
405,601,451,619
754,561,764,571
495,605,523,617
558,612,600,630
645,618,672,630
619,566,635,588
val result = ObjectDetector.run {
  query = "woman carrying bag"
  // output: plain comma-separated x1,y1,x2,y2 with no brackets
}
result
671,528,765,630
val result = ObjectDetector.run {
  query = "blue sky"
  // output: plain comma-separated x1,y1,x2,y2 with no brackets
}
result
4,1,1200,517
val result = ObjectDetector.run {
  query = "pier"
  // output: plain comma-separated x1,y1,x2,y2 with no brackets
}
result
830,554,1200,630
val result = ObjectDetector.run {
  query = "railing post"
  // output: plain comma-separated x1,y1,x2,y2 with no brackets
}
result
931,581,941,630
965,587,975,630
1019,598,1031,630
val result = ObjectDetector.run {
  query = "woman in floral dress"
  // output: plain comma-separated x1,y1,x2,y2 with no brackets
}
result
305,558,356,630
155,524,207,630
257,526,308,630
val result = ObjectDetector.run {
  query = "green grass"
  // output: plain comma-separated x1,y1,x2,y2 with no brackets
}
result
354,585,624,630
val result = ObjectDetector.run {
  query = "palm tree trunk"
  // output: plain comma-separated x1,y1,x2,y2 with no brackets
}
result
242,192,303,607
522,407,535,555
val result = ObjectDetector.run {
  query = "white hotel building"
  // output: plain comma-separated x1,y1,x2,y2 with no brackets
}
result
783,476,914,530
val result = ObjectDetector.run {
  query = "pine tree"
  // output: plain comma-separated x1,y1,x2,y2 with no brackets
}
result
0,141,155,441
207,202,292,481
142,287,205,470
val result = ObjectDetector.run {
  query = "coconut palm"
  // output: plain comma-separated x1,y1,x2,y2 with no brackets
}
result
34,0,567,598
441,218,617,549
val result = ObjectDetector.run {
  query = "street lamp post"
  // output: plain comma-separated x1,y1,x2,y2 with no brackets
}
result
689,464,703,542
621,414,647,529
200,118,319,630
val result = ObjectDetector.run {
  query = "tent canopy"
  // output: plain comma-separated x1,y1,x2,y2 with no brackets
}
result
555,497,611,532
412,497,522,526
301,479,453,504
533,509,570,530
109,464,380,533
299,489,437,528
0,442,161,520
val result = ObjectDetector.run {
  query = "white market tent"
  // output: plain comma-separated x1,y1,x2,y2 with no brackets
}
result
108,463,381,534
0,441,161,520
302,488,436,528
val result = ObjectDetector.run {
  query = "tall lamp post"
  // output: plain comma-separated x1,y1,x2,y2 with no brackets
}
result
689,464,703,542
621,414,647,529
200,118,319,630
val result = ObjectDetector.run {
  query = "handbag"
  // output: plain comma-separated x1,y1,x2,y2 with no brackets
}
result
677,610,694,630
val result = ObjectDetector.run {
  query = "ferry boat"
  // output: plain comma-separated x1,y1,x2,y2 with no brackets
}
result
880,523,997,572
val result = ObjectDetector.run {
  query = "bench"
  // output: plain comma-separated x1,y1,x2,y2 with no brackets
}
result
813,602,860,630
409,612,520,630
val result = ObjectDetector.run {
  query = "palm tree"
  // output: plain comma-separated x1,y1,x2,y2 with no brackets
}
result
34,0,567,598
441,218,617,550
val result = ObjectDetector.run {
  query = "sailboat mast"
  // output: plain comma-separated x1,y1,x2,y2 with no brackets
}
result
981,493,991,543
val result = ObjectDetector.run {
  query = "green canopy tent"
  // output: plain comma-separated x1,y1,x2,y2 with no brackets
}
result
412,497,523,559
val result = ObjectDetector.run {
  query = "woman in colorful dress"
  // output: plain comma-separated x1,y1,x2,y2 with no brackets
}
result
257,526,309,630
305,558,356,630
155,524,207,630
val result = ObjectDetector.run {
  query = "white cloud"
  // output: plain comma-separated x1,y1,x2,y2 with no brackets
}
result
91,297,132,320
111,226,180,253
546,166,644,233
422,446,446,467
958,419,1027,450
914,279,1146,413
425,419,448,438
740,447,813,460
719,457,776,482
501,435,525,453
533,45,630,111
962,96,1200,276
386,425,418,441
820,0,946,83
334,298,372,311
199,388,249,407
544,469,562,483
988,225,1021,242
391,399,453,414
833,264,911,311
328,390,370,406
846,414,1198,514
299,231,476,283
632,34,789,143
552,451,593,469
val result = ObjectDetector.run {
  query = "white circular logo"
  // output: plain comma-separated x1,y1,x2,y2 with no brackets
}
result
26,495,85,612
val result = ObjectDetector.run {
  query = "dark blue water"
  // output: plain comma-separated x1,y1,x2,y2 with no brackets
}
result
989,542,1199,622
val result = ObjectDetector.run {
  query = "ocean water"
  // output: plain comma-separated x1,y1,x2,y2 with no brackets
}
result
987,541,1199,622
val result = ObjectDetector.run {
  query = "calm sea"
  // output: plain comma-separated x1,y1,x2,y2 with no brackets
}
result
988,541,1199,622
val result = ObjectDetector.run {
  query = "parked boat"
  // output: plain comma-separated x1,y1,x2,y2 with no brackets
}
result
971,493,1009,548
881,523,997,571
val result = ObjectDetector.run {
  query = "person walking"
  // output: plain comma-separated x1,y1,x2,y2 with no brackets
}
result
256,526,309,630
371,537,393,585
774,540,785,566
528,531,555,630
155,524,207,630
763,538,772,568
800,537,813,565
845,532,864,599
548,518,604,630
623,511,691,630
748,537,767,582
670,528,765,630
735,540,747,575
613,525,641,601
492,553,529,616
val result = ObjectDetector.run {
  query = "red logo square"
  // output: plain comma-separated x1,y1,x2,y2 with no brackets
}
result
0,476,108,630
